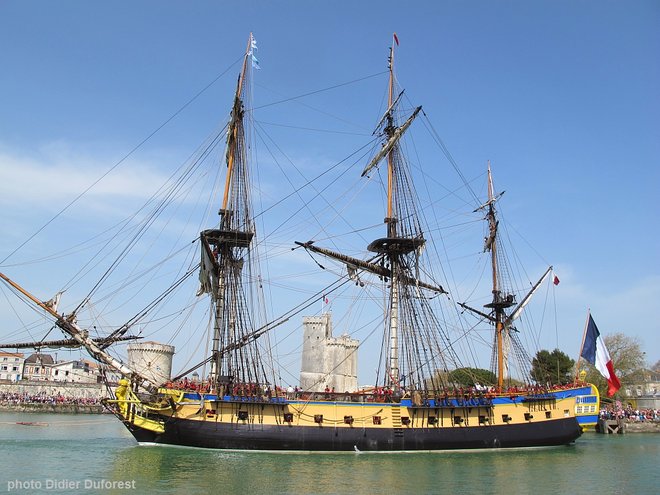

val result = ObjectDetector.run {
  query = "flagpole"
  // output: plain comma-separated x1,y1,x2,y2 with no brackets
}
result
574,308,591,381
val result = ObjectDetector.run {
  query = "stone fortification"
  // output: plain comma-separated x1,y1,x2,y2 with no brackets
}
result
127,341,175,386
299,313,359,393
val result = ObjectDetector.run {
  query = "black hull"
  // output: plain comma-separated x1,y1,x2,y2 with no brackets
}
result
124,415,581,452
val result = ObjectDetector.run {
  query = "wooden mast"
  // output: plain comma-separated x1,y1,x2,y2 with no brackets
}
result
298,33,424,393
386,36,399,388
470,166,556,390
221,33,253,212
386,39,395,224
477,162,513,391
488,165,505,390
208,33,256,388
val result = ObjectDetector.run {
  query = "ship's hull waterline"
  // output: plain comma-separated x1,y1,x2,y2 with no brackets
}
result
117,391,587,452
126,415,581,452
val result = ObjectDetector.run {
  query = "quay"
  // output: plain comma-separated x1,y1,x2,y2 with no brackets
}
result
597,418,625,434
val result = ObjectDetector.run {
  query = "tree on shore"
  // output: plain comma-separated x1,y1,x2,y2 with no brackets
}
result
581,333,646,396
447,367,497,388
531,349,574,385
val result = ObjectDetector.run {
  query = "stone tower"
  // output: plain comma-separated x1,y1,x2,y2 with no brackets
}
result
299,313,359,393
127,341,175,386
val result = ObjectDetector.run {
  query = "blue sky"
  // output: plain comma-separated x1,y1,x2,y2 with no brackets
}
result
1,1,658,379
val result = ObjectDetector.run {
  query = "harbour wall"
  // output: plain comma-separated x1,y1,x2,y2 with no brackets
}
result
0,403,104,414
0,380,108,414
0,380,107,398
624,421,660,433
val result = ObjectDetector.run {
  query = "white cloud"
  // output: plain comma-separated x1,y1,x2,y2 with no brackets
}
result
0,142,171,207
552,269,660,365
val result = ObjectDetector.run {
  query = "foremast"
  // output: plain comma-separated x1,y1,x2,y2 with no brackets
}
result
199,33,272,394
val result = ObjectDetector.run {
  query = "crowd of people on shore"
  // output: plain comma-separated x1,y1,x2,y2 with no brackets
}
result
0,391,101,406
600,404,659,422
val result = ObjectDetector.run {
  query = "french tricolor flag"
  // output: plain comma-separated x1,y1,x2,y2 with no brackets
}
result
580,314,621,396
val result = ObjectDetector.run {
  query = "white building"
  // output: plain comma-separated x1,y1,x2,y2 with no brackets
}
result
23,353,55,381
0,351,25,382
50,359,101,384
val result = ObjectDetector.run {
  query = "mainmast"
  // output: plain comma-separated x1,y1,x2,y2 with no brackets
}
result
363,35,426,391
334,35,422,391
385,40,400,387
386,40,396,226
297,34,452,395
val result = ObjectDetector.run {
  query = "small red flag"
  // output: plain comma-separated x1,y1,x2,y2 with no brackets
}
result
393,33,399,46
553,275,560,285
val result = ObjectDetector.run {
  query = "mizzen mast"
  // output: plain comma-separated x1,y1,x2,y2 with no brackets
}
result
474,163,513,391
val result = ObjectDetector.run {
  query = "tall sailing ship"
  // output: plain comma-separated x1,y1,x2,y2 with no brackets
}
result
0,34,597,451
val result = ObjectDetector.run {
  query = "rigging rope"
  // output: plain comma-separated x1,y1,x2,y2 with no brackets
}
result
0,56,243,268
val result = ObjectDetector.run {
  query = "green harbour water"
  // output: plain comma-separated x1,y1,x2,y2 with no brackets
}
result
0,413,658,495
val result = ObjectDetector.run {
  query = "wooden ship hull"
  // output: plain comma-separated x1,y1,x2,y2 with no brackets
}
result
110,386,593,451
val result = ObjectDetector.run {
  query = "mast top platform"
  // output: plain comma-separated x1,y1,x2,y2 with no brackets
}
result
367,236,425,255
202,229,253,249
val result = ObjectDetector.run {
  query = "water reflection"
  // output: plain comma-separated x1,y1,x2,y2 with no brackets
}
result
2,413,656,495
105,443,590,494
